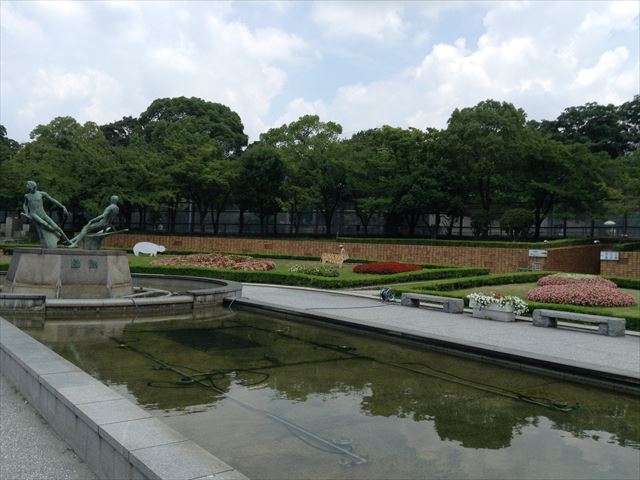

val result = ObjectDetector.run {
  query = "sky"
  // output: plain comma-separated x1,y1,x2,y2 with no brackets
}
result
1,0,638,143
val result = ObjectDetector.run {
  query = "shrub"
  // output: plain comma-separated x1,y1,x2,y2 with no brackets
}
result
537,274,617,288
353,261,422,275
151,253,275,271
614,242,640,252
606,276,640,290
288,264,339,277
527,284,636,307
409,271,551,292
500,208,533,240
131,264,488,289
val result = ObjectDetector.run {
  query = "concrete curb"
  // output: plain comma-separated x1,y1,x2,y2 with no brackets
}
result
0,317,248,480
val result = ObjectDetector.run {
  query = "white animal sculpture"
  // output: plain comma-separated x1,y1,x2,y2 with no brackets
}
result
133,241,166,257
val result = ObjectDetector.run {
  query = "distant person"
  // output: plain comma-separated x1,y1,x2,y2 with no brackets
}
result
22,180,71,245
68,195,120,248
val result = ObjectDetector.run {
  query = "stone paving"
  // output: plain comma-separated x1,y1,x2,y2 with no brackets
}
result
240,284,640,379
0,374,96,480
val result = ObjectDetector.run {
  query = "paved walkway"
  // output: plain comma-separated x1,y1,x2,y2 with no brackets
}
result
0,374,96,480
240,285,640,380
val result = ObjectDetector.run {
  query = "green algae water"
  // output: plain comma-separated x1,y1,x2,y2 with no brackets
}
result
26,310,640,480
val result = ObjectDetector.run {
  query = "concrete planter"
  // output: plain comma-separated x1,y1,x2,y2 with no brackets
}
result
470,300,516,322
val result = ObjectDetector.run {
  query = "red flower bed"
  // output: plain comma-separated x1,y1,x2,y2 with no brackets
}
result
151,253,275,271
527,284,635,307
353,261,422,275
537,274,616,288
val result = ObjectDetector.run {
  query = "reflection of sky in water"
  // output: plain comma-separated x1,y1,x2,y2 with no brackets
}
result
25,314,640,480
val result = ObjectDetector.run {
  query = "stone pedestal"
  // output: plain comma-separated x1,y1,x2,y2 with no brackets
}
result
4,248,133,299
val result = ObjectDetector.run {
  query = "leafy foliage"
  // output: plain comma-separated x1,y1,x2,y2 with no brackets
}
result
1,95,636,242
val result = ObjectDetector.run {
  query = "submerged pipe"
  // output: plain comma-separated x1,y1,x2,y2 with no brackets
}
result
112,338,368,466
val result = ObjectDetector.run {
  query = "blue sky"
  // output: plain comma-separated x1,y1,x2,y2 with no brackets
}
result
1,1,638,142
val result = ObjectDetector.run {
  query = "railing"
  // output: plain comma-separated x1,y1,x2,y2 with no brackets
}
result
1,207,638,240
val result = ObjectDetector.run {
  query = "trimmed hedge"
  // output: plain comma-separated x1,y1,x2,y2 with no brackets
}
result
395,271,552,292
606,276,640,290
337,237,599,249
130,264,490,289
613,242,640,252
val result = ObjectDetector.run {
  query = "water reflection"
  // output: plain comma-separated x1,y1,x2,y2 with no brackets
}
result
25,311,640,479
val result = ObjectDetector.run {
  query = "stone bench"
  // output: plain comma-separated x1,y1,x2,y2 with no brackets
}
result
400,293,464,313
532,309,626,337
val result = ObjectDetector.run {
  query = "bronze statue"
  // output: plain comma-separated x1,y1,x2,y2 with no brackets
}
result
68,195,122,249
22,180,71,248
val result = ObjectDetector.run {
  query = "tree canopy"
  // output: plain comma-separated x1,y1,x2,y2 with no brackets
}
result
1,96,637,240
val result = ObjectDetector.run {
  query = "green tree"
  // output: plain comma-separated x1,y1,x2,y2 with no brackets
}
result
139,96,248,158
512,130,569,240
234,143,286,234
172,144,236,234
500,208,533,240
136,97,248,232
261,115,343,236
602,150,640,236
553,144,610,235
342,129,394,234
441,100,528,237
539,98,639,158
0,125,21,204
5,117,115,228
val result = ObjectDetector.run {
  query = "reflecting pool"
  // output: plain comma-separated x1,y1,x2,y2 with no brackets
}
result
25,309,640,479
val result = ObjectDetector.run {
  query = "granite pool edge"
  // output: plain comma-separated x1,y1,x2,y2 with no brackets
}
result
229,297,640,396
0,317,248,480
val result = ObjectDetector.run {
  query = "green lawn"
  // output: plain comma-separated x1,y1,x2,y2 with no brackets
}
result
126,254,483,289
449,282,640,319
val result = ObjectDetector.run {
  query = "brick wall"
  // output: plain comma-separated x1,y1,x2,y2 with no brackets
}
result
600,252,640,278
542,244,606,275
103,234,605,274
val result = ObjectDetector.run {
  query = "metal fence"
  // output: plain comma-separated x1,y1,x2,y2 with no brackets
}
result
1,205,638,240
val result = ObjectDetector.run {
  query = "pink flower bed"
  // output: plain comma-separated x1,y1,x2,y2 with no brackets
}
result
527,284,635,307
151,253,275,271
537,274,616,288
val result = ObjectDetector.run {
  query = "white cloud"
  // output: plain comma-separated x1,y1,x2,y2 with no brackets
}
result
18,68,124,125
1,2,308,141
0,3,44,38
573,47,629,87
1,1,638,144
277,1,639,133
312,1,404,41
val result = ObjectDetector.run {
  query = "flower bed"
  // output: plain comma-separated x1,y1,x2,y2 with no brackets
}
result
537,273,616,288
151,253,275,271
288,264,339,277
527,284,635,307
467,292,529,315
353,261,422,275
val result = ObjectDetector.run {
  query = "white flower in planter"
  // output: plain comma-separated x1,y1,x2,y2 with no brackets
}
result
467,292,529,316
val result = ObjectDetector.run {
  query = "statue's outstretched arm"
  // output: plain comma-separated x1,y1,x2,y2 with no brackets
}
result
42,192,69,216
